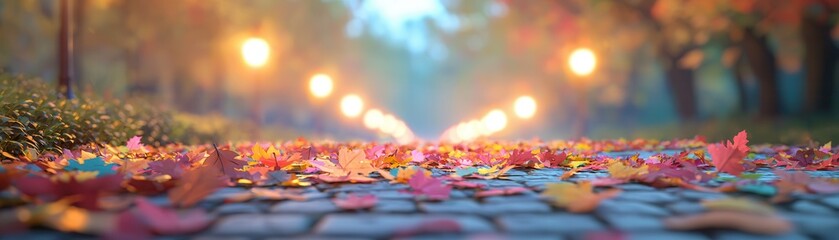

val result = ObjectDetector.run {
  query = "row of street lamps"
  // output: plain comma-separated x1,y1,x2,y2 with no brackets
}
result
241,37,414,142
242,36,598,141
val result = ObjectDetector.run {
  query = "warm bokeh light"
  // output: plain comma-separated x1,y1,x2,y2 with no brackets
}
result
569,48,596,76
514,96,537,119
241,37,270,68
340,94,364,118
482,109,507,133
309,73,334,98
362,108,384,129
380,114,398,134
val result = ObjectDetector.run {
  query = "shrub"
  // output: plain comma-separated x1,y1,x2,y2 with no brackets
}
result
0,74,175,158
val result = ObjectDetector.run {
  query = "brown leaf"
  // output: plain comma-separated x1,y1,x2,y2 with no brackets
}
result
664,211,792,235
168,167,226,208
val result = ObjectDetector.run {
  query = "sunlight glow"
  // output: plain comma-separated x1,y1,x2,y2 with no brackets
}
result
363,109,384,129
242,38,270,68
482,109,507,133
309,74,334,98
569,48,596,76
514,96,537,119
340,94,364,118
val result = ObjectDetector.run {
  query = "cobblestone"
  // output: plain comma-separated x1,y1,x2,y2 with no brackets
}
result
210,214,312,236
496,213,604,234
315,214,495,237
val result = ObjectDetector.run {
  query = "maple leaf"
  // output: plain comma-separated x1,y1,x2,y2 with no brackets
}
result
312,148,377,181
333,194,378,210
131,197,212,235
262,153,300,170
148,159,185,178
13,174,123,210
701,198,775,215
126,136,144,151
708,130,749,176
251,144,280,161
539,150,567,168
607,160,648,180
168,166,226,208
204,144,246,178
506,150,536,166
64,157,118,176
664,211,792,235
411,150,426,163
407,170,451,200
541,181,621,213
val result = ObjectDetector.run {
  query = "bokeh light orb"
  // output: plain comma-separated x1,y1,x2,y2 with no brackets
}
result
568,48,596,76
242,38,270,68
380,114,398,134
309,74,334,98
482,109,508,133
340,94,364,118
514,96,537,119
362,109,384,129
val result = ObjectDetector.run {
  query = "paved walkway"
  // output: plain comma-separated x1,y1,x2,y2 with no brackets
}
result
4,151,839,240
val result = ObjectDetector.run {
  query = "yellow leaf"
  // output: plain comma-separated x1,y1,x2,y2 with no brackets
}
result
542,181,621,213
701,198,775,215
607,160,648,179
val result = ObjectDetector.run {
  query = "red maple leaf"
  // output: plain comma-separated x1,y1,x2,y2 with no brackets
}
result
708,130,749,176
168,166,226,208
204,144,246,178
13,174,123,210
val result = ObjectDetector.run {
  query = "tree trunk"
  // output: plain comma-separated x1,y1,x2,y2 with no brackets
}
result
57,0,74,99
733,50,749,112
802,15,837,114
664,61,699,120
741,28,780,118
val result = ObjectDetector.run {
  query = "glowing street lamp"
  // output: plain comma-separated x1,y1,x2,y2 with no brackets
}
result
482,109,507,133
309,73,334,99
568,47,597,138
514,96,537,119
340,94,364,118
569,48,596,76
242,37,270,68
363,109,384,129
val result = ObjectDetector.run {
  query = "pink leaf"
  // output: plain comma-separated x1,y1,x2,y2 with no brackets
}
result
333,194,378,210
408,170,451,200
126,136,144,151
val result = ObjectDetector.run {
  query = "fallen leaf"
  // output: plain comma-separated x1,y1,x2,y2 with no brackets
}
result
203,144,246,178
126,136,144,151
132,197,212,235
407,170,451,200
541,181,620,213
168,167,226,208
708,130,749,176
333,194,377,210
664,211,792,235
474,187,529,198
701,198,775,215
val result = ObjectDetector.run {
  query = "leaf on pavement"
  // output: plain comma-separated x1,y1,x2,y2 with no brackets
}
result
333,194,377,210
708,130,749,176
168,166,226,208
541,181,621,213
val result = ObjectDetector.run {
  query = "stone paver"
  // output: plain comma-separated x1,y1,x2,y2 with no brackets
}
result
271,199,339,213
210,214,312,236
496,213,604,234
602,215,664,231
315,214,495,237
597,199,670,216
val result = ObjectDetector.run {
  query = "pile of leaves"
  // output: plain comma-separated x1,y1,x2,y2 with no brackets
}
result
0,131,837,237
0,74,175,157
